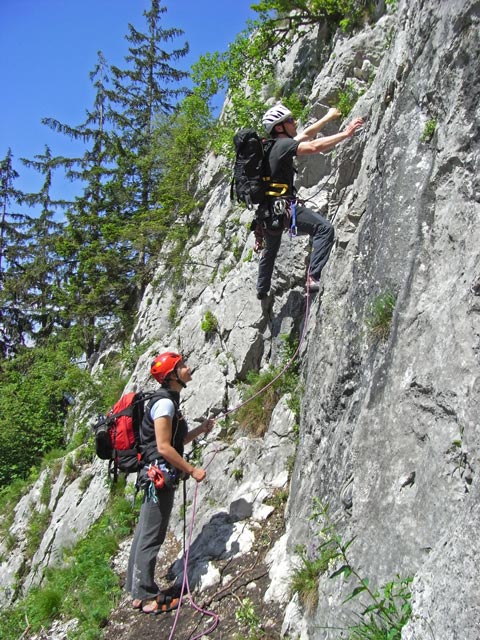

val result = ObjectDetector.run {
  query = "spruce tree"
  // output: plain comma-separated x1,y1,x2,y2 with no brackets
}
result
107,0,190,299
41,52,134,357
20,145,68,343
0,149,31,357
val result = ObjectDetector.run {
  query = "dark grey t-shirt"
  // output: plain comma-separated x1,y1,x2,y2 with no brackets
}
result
267,138,299,196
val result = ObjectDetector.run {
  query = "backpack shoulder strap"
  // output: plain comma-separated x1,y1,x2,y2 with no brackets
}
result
143,388,180,420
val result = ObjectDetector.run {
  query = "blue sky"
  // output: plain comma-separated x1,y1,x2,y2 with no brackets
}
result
0,0,255,201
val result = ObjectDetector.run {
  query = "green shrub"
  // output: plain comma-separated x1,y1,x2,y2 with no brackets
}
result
291,542,338,611
336,80,365,117
25,508,52,560
201,310,219,335
236,368,282,436
235,597,262,639
243,248,254,262
235,335,300,436
168,301,179,327
231,468,244,481
420,119,436,142
365,290,396,341
0,493,135,639
306,499,413,638
265,488,289,509
0,341,93,488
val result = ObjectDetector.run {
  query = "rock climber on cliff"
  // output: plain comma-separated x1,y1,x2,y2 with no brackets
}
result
256,103,364,300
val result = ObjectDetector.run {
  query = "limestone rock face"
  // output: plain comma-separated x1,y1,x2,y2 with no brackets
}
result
284,1,480,637
1,2,479,639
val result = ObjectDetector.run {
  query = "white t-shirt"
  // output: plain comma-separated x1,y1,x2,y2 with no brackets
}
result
150,397,175,421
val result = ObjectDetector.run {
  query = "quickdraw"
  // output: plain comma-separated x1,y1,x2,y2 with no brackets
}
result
289,201,298,237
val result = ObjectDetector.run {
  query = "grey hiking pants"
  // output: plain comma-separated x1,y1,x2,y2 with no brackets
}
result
126,486,175,600
256,204,334,296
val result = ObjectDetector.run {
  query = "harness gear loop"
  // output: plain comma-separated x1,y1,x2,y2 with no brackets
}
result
265,181,289,197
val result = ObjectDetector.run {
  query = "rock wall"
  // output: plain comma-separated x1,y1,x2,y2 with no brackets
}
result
1,2,479,639
283,0,480,637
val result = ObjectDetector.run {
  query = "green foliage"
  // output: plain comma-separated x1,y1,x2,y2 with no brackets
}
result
420,119,437,143
0,479,29,552
243,248,254,262
231,468,244,481
291,542,338,611
235,597,264,639
25,507,51,559
305,499,413,638
250,0,374,55
235,335,300,436
152,89,213,255
336,80,365,117
39,472,53,507
365,290,396,341
201,310,219,335
192,37,274,156
0,492,136,640
265,487,289,509
168,301,179,327
232,236,243,261
0,340,93,488
236,367,282,436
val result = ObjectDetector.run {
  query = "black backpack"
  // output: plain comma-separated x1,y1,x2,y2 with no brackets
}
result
230,129,275,208
93,390,164,481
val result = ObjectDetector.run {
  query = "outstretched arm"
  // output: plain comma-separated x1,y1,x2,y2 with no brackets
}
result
296,117,364,156
184,418,215,444
295,107,342,142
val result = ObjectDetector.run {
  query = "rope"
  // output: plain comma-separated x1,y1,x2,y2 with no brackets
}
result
168,482,219,640
167,273,314,639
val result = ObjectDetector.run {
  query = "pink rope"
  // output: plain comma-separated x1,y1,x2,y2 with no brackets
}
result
168,482,219,640
168,275,313,639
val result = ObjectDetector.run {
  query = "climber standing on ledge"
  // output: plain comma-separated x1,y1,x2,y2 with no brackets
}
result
126,352,214,614
256,103,364,300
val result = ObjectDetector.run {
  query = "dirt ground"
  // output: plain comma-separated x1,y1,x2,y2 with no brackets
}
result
102,506,288,640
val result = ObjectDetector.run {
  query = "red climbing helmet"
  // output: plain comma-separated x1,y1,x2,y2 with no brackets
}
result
150,352,183,384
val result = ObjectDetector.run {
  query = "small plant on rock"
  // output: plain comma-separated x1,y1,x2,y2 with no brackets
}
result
235,334,300,437
235,597,264,639
420,118,436,143
309,499,413,639
291,542,338,611
365,289,396,341
231,468,244,481
336,80,365,117
201,310,219,337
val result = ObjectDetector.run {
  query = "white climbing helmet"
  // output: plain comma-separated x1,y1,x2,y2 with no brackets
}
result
262,103,293,133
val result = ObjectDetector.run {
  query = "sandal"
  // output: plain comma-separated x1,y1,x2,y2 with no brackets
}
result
142,594,180,614
132,599,143,610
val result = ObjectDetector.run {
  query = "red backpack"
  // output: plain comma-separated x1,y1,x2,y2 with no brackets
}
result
93,391,162,480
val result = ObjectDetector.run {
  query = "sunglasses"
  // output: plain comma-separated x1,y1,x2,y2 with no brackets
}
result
284,117,295,124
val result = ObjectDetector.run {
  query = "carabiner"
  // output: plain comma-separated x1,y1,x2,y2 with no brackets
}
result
289,201,297,237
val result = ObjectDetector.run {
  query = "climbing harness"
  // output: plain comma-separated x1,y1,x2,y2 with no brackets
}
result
167,271,315,639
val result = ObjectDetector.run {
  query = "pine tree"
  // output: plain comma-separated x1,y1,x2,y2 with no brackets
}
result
107,0,190,298
20,145,68,342
41,52,134,357
0,149,31,357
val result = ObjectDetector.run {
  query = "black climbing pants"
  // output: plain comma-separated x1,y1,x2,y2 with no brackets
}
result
256,204,334,296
